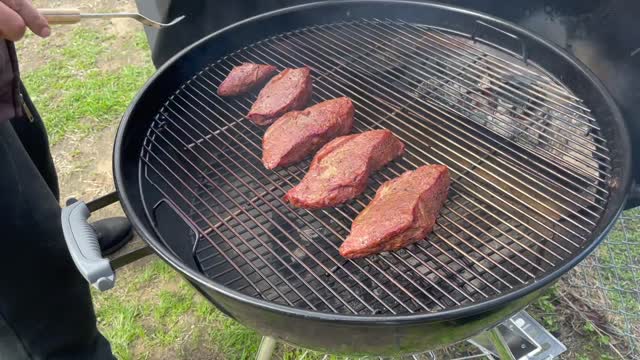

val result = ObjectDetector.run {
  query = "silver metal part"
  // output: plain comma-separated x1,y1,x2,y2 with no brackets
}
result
256,336,277,360
40,8,185,29
469,311,566,359
80,13,185,29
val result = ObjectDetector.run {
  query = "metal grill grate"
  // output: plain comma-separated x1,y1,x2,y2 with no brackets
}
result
139,20,612,315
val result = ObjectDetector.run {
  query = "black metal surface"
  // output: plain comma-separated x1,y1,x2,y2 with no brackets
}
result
110,245,153,270
114,1,632,355
86,191,119,212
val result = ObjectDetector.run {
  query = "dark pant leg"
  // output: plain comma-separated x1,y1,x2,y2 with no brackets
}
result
9,82,59,201
0,120,113,360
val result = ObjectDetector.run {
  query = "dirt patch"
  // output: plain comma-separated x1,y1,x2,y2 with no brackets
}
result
17,25,74,73
19,0,144,73
34,0,136,11
99,11,152,71
133,323,224,360
558,275,636,357
110,17,140,37
178,336,225,360
53,125,119,213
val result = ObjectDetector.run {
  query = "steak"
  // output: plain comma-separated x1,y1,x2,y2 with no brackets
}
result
217,63,277,96
262,97,355,170
339,165,450,259
247,67,313,126
284,129,404,209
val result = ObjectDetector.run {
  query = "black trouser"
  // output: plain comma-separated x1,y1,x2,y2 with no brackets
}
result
0,86,113,359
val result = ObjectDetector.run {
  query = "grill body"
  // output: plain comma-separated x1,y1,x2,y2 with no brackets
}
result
114,1,631,355
194,283,545,354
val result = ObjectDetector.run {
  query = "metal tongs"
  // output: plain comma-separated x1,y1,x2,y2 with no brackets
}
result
39,8,185,29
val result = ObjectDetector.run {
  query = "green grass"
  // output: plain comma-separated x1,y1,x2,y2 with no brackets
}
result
532,289,561,333
94,292,147,359
207,309,261,359
92,258,338,359
21,27,154,144
593,208,640,317
528,208,640,358
529,287,620,359
93,259,266,359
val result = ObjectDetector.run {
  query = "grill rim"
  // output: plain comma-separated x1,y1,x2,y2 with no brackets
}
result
114,0,632,324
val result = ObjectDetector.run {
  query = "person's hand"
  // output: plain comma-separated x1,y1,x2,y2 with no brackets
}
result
0,0,49,41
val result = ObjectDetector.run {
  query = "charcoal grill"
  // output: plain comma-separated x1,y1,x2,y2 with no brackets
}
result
61,1,632,357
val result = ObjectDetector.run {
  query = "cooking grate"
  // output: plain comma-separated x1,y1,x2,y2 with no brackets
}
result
139,19,612,315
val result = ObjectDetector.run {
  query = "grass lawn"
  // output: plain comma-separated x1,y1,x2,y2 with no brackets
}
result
92,259,256,359
20,27,154,144
526,209,640,359
16,18,640,360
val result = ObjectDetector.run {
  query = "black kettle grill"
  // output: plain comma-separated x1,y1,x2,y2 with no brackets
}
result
60,0,638,357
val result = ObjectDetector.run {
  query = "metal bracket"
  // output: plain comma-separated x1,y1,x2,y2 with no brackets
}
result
110,245,154,270
70,191,156,270
469,311,566,359
86,191,119,212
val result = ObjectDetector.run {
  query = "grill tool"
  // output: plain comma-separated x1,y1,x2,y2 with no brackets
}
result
39,8,185,29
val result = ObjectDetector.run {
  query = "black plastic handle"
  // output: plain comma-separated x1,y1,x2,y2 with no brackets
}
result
61,192,153,290
61,201,115,291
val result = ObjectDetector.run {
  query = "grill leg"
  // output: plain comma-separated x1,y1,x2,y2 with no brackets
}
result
256,336,277,360
468,310,566,359
487,327,517,360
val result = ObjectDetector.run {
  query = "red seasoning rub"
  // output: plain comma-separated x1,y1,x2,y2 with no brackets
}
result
247,67,313,126
339,165,450,259
284,129,404,209
217,63,278,96
262,97,355,170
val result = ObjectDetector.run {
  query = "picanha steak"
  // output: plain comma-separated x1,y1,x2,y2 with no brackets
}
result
247,67,312,126
284,129,404,209
217,63,278,96
262,97,355,170
339,165,450,259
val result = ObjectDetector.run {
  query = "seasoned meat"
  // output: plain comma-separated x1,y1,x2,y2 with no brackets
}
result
339,165,450,259
217,63,277,96
262,97,355,170
247,67,312,126
284,129,404,209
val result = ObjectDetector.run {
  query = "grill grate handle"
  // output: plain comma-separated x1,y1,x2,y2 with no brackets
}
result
471,20,528,63
38,8,185,28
